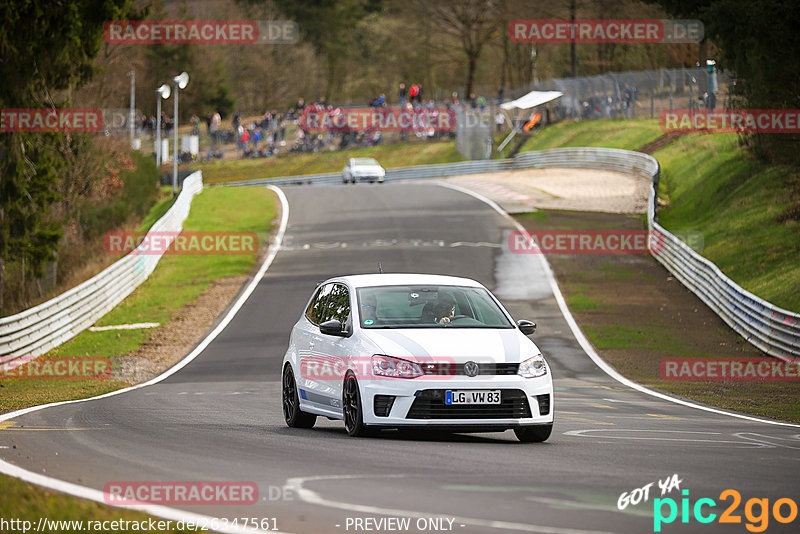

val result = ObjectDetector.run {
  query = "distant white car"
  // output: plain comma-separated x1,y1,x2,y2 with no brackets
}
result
281,274,554,442
342,157,385,184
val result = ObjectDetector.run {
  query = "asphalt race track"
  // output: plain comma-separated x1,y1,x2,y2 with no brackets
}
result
2,182,799,534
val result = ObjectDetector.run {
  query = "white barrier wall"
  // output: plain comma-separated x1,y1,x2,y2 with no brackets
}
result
0,171,203,362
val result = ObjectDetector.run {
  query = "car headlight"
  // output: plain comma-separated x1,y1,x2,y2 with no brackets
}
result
372,355,423,379
518,354,547,378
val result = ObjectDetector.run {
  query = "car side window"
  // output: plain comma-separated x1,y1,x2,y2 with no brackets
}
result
306,284,334,325
320,284,350,324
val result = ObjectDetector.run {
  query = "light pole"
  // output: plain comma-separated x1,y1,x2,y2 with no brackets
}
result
172,71,189,196
155,84,171,167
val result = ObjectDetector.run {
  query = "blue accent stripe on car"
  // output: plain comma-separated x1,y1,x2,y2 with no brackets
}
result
299,389,308,400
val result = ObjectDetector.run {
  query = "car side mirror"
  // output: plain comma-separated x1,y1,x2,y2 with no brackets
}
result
517,320,536,336
320,319,348,337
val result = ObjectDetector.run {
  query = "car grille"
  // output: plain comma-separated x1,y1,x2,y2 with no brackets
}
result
406,389,531,419
420,362,519,376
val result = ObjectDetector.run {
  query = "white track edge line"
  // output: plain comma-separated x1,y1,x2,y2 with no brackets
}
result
0,185,293,534
437,181,800,429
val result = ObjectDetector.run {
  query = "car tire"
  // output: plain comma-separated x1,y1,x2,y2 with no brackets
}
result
282,365,316,428
343,373,371,437
514,423,552,443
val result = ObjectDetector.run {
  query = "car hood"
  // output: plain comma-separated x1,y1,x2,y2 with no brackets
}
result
359,328,537,364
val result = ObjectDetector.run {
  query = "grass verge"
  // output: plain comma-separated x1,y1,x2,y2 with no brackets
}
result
195,138,464,184
516,209,800,423
653,133,800,311
0,476,200,533
1,186,276,413
1,185,275,532
518,119,799,311
518,118,664,152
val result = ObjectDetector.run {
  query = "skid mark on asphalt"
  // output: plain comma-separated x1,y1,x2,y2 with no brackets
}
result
0,421,105,432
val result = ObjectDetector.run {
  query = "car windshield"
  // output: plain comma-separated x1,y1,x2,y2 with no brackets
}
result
353,158,380,166
356,285,514,329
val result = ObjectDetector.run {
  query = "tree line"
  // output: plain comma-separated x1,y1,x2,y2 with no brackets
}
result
1,0,797,315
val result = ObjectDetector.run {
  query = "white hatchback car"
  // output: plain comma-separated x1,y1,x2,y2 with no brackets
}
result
281,274,554,442
342,157,385,183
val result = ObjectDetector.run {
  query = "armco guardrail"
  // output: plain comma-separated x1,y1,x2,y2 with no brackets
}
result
220,148,799,360
0,171,203,363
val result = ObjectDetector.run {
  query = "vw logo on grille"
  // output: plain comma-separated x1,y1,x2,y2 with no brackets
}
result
464,361,480,377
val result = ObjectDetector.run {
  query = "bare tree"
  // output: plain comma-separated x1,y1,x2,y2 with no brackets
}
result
412,0,501,99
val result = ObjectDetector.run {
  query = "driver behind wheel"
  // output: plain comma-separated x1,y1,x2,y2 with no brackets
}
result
432,295,456,324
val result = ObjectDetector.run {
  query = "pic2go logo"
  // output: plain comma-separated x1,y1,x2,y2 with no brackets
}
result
653,489,798,532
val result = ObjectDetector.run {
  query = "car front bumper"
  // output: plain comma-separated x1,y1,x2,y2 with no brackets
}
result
360,374,553,427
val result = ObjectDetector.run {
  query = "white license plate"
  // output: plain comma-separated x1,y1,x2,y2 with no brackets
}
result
445,390,501,405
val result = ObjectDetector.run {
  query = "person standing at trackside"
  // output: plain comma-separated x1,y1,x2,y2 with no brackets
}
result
495,109,505,133
409,83,420,105
399,82,406,106
210,111,221,145
236,123,245,152
622,85,633,118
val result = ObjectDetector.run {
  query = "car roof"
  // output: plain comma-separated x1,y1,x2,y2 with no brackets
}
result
323,274,485,289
